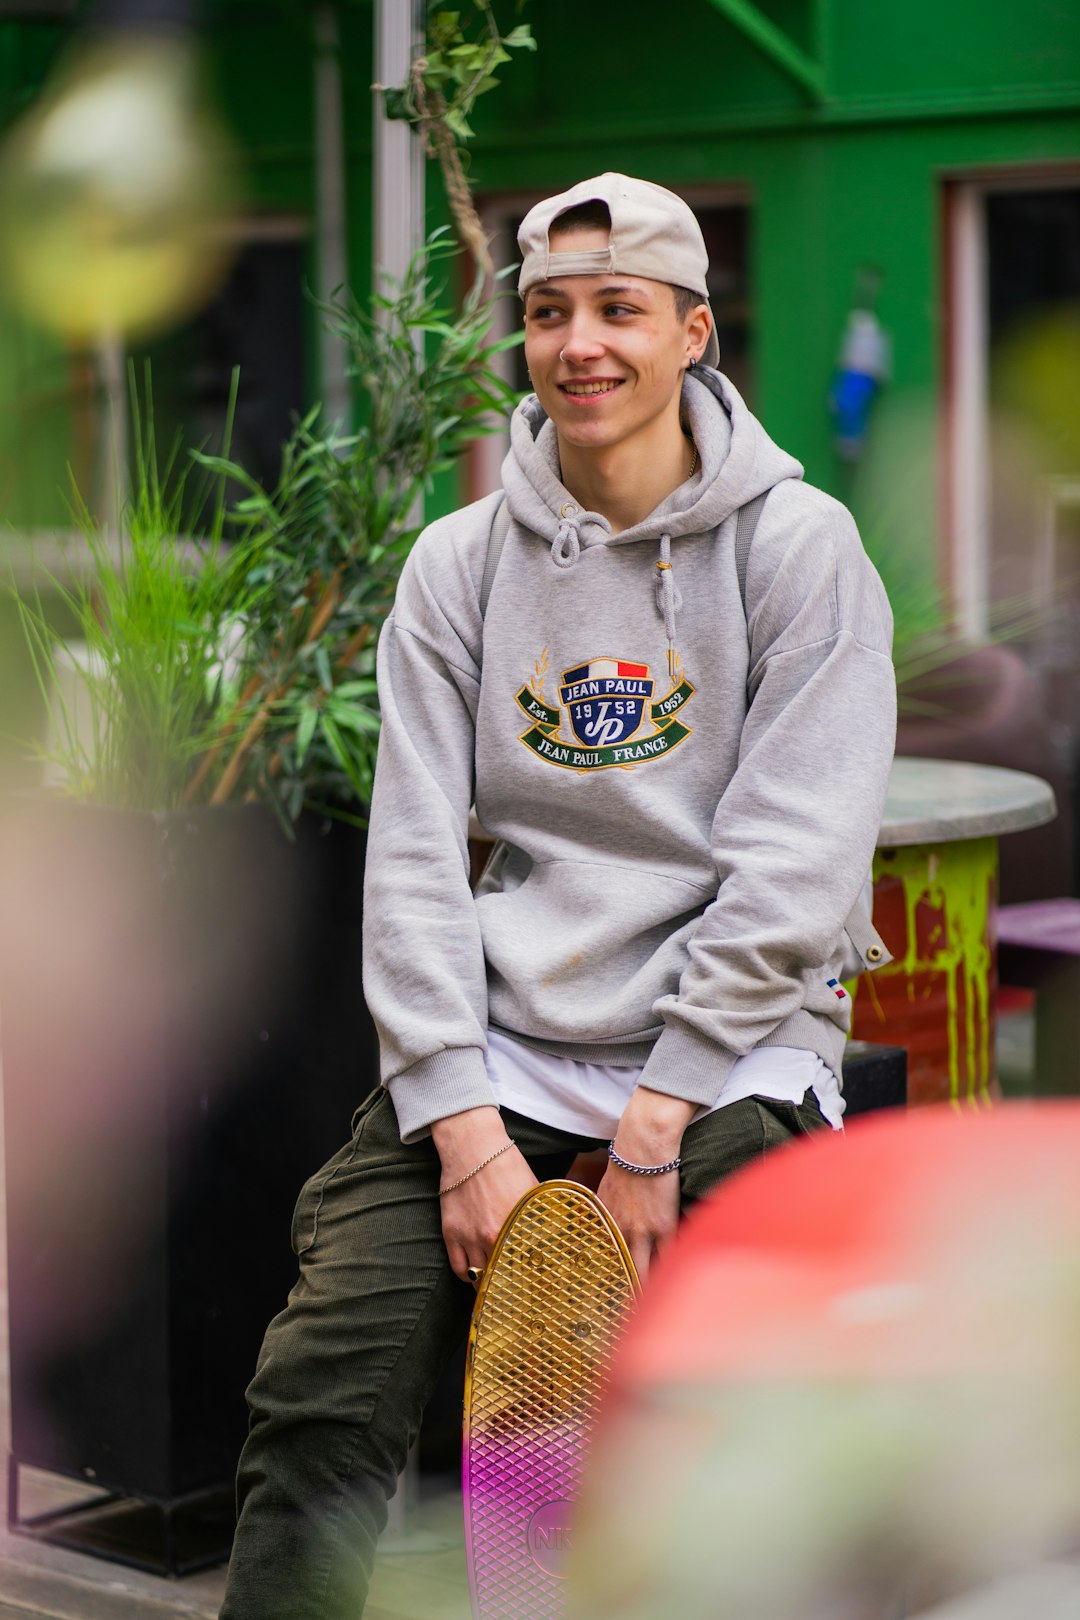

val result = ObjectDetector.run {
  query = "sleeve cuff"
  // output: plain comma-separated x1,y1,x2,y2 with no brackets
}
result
636,1020,738,1108
385,1046,498,1144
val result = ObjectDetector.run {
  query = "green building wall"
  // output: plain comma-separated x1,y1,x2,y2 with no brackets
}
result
0,0,1076,587
461,0,1080,577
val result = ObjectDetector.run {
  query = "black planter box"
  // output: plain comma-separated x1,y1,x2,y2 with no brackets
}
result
0,801,376,1567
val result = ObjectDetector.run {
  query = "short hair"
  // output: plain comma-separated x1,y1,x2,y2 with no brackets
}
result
548,199,704,325
549,198,613,236
670,283,702,322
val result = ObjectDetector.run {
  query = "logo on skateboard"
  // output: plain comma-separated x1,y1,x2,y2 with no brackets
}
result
527,1500,573,1578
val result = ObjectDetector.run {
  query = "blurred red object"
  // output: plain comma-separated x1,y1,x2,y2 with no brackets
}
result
569,1105,1080,1620
613,1103,1080,1384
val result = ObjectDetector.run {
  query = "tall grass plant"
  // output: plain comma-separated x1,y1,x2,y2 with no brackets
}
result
12,368,251,809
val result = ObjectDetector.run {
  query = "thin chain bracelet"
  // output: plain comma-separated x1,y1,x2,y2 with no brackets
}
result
607,1142,682,1177
438,1139,514,1197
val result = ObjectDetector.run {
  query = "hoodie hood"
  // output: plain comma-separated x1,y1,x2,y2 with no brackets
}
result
501,366,805,676
501,367,804,552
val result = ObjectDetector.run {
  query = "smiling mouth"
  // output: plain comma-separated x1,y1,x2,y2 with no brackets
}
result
559,380,624,397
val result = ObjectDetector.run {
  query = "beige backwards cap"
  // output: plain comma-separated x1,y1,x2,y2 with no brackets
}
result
517,172,720,369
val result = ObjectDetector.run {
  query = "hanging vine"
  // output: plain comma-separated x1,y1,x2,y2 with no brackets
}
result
380,4,536,279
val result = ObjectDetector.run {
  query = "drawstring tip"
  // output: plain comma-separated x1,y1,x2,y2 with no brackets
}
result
668,645,677,682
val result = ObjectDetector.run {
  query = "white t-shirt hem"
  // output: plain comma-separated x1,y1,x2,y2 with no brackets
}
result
484,1027,844,1138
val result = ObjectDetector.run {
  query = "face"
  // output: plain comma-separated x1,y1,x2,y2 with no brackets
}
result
523,225,708,457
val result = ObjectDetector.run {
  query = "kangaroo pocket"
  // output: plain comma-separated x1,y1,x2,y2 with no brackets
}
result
476,857,713,1046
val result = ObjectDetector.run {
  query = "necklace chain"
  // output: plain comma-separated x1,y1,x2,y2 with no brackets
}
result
687,441,699,479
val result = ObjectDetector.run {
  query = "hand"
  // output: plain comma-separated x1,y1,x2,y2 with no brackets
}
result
432,1106,538,1285
596,1163,680,1283
599,1087,696,1282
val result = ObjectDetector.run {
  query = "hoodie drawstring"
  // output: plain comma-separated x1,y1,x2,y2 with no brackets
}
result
654,533,681,680
551,507,580,569
549,511,680,681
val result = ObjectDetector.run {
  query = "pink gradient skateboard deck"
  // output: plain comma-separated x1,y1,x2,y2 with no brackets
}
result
463,1180,640,1619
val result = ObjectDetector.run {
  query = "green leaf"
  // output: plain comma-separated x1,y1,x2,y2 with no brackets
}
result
444,107,474,141
295,704,318,764
503,24,536,50
328,706,381,737
333,679,379,698
487,330,527,355
315,643,334,693
423,50,449,83
320,715,369,801
429,11,460,48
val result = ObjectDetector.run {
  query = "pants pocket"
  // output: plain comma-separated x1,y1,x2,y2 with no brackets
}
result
290,1165,333,1256
755,1092,829,1140
290,1092,385,1256
349,1084,384,1137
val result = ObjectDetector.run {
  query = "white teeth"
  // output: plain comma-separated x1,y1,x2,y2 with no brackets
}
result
563,381,620,396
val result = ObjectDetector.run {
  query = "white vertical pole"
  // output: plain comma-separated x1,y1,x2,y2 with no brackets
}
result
950,184,990,641
374,0,425,294
314,4,349,425
373,0,426,1541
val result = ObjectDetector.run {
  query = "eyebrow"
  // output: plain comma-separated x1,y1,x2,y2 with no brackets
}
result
526,282,648,301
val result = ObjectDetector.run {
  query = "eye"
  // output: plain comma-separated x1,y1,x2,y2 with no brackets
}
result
528,303,564,322
602,302,636,317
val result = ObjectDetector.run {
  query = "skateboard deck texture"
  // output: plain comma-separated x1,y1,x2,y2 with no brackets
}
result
463,1180,640,1619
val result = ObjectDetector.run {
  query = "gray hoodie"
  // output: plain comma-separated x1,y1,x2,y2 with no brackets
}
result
363,369,896,1143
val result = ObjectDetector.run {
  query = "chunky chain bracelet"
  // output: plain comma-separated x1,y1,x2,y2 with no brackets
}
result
607,1142,682,1177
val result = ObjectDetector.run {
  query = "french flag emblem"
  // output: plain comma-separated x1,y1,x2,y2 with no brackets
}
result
561,658,650,685
827,978,847,1001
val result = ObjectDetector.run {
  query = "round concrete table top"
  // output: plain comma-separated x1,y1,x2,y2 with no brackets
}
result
879,756,1057,848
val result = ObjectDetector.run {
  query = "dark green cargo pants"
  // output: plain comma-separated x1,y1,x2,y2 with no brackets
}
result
220,1085,827,1620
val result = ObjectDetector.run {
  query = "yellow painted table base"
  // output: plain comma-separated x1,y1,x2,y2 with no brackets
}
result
850,838,998,1108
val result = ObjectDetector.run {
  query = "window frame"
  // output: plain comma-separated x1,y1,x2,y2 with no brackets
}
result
943,164,1080,639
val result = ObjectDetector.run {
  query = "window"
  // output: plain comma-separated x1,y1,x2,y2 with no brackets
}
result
946,172,1080,776
126,218,309,528
948,175,1080,634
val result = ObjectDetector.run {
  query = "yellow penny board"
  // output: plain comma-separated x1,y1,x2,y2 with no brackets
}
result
463,1180,640,1619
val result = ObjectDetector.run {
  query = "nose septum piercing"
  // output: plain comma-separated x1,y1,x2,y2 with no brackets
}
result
560,349,567,362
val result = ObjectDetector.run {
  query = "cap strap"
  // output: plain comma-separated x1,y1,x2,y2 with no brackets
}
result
542,247,616,279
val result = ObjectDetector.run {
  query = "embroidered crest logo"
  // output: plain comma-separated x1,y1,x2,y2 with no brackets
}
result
515,650,695,772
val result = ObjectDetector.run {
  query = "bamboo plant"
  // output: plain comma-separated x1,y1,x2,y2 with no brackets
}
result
184,233,522,828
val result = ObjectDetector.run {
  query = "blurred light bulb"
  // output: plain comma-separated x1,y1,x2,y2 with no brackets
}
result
0,30,241,343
